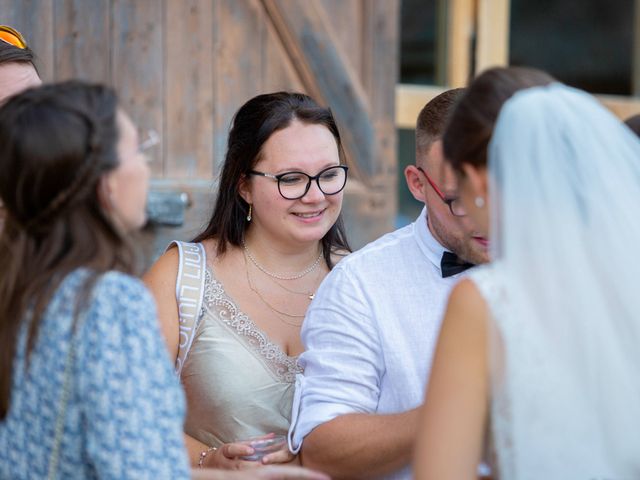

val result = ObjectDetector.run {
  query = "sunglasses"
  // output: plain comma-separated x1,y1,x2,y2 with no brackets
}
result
0,25,27,49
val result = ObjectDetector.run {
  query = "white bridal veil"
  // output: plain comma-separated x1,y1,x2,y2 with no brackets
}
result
485,84,640,478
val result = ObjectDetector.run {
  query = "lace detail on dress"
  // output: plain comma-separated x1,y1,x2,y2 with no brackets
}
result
468,265,514,480
201,268,302,383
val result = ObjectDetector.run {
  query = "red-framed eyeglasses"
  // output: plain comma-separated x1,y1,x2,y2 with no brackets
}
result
417,166,467,217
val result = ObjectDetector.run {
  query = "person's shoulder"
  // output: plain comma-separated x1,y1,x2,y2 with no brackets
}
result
143,237,209,288
447,277,488,319
144,243,180,285
334,223,415,269
74,271,158,351
93,271,154,309
59,268,146,299
465,263,500,297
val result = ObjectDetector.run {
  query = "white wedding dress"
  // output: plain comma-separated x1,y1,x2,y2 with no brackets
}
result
467,84,640,479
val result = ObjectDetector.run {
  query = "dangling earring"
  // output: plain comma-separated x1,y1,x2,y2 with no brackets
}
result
246,204,252,222
474,196,485,208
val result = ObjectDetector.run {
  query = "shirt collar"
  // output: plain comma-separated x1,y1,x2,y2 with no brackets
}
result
413,206,448,270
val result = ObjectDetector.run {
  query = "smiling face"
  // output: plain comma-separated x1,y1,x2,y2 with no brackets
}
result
239,119,344,249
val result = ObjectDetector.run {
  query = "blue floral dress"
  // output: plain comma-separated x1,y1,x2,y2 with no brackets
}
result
0,270,190,479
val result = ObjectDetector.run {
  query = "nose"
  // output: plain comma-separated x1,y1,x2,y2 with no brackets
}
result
300,179,326,202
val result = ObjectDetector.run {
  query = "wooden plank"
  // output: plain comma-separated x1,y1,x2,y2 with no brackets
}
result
261,0,376,178
348,0,399,241
446,0,474,87
395,84,446,129
319,0,362,78
0,0,55,81
395,85,640,126
53,0,110,83
213,0,264,170
164,0,214,179
361,0,398,120
111,0,164,175
475,0,510,73
361,0,399,225
598,94,640,119
262,16,305,93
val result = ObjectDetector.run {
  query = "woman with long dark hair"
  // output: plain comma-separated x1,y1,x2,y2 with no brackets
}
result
145,91,351,469
0,81,329,480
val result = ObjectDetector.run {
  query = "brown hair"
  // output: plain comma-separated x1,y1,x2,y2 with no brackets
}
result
0,81,134,419
415,88,465,157
443,66,556,173
193,91,351,268
0,40,38,72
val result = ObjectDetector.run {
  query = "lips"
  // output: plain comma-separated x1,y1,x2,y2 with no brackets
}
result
293,209,324,219
472,235,489,248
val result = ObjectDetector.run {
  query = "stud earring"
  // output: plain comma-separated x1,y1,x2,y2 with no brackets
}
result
246,204,252,222
474,196,485,208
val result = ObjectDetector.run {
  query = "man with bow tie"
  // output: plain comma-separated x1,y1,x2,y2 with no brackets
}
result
288,89,489,480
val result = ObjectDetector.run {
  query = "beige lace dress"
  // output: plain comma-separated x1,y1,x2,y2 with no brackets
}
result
181,266,302,447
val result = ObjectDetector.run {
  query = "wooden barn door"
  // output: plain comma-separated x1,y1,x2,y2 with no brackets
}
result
1,0,399,267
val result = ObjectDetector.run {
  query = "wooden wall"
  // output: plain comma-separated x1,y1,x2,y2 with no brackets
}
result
1,0,400,264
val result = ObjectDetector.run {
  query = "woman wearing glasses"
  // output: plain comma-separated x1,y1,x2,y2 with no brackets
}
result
144,92,351,470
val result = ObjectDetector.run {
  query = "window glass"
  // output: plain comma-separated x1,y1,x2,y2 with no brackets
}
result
509,0,634,95
400,0,441,85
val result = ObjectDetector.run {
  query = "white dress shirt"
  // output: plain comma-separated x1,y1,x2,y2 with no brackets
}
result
289,208,465,480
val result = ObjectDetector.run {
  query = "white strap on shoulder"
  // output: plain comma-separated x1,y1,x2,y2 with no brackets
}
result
170,241,207,377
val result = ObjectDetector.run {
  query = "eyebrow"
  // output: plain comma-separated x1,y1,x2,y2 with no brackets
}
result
272,161,341,175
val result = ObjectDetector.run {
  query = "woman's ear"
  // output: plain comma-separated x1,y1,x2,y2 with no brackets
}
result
461,163,488,198
238,174,252,204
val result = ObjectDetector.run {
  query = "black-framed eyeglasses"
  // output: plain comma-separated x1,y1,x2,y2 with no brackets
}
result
248,165,349,200
417,166,466,217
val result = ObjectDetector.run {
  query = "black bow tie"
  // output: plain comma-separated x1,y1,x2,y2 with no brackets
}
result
440,251,474,278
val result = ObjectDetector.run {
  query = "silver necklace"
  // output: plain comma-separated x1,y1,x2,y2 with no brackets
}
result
242,240,323,281
271,274,317,301
244,252,306,325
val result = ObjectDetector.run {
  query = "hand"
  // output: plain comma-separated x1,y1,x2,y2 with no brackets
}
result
258,438,296,466
206,441,260,470
236,433,296,466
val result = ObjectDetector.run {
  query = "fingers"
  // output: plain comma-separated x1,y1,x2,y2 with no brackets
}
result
260,448,295,465
221,442,255,459
257,465,331,480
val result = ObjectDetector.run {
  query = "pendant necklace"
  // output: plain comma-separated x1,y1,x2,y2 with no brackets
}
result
244,251,306,327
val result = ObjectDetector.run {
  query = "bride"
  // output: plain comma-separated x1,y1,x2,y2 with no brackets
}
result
414,67,640,479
